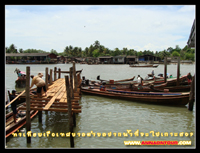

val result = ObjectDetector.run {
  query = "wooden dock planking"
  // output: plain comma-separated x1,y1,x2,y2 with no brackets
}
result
43,85,65,110
19,107,81,113
18,77,82,113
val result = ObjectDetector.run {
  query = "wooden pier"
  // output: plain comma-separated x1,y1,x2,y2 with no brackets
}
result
19,78,82,113
18,62,82,147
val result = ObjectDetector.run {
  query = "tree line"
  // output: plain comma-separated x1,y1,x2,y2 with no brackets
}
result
6,40,195,61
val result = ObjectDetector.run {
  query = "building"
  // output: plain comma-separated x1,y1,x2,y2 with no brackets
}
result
98,56,113,64
57,56,66,63
138,55,160,63
113,55,126,64
6,53,57,64
187,19,195,48
126,56,138,64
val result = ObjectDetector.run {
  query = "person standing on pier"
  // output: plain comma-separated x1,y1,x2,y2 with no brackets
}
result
30,73,47,97
9,90,19,123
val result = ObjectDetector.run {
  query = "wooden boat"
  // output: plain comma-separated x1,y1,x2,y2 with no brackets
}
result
15,69,26,88
6,104,38,138
81,87,189,105
85,81,190,92
57,69,83,74
93,75,188,88
130,64,159,68
97,75,135,83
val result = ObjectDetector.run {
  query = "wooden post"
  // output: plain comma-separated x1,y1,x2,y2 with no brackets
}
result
54,67,57,81
73,112,76,127
73,61,77,91
50,69,53,85
26,66,31,143
69,67,74,99
65,75,74,147
188,74,195,111
45,67,48,89
176,57,180,86
164,57,167,83
58,68,61,79
77,72,81,87
38,111,42,123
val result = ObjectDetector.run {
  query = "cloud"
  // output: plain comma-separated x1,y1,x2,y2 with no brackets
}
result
5,5,195,52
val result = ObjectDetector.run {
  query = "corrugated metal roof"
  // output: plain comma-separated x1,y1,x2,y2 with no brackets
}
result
6,53,50,57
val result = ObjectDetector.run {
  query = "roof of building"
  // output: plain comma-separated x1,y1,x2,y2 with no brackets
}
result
113,55,126,58
126,56,137,58
187,19,195,48
98,56,113,58
6,53,53,57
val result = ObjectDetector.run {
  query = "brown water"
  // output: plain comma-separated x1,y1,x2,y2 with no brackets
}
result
5,64,195,148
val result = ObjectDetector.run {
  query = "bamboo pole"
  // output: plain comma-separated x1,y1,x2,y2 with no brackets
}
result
26,66,31,143
176,57,180,86
65,75,74,147
164,57,167,83
54,67,57,81
5,90,25,108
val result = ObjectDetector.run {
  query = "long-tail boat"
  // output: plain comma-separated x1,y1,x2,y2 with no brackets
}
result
97,75,135,83
129,64,159,68
6,104,38,138
81,87,189,105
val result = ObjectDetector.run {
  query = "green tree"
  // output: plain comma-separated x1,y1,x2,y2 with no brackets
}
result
92,49,100,57
50,49,58,55
93,40,100,49
19,48,23,53
88,45,94,57
64,46,69,56
167,47,173,53
6,44,18,53
137,51,143,57
172,51,180,57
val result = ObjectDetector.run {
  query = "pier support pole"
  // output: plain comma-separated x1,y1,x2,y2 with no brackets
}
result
73,61,77,91
188,74,195,111
38,111,42,123
26,66,31,143
54,67,57,81
58,68,61,79
65,74,74,148
70,67,74,99
164,57,167,83
176,57,180,86
45,67,48,89
50,69,53,85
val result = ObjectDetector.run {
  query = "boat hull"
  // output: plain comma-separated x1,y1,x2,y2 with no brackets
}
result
81,88,189,106
130,64,159,68
6,106,38,138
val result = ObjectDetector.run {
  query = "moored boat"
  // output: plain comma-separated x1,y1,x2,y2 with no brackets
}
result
96,75,135,83
81,87,189,106
6,104,38,138
130,64,159,68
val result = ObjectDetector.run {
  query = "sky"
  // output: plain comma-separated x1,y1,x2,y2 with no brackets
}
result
5,5,195,53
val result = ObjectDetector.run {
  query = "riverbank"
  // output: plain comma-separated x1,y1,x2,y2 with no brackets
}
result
6,61,195,65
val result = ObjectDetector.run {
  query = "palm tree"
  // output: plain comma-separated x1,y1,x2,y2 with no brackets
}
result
93,40,100,49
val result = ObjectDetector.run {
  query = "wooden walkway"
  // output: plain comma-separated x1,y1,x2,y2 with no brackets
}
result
19,78,81,113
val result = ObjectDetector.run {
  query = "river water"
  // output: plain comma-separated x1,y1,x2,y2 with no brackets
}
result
5,63,195,148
